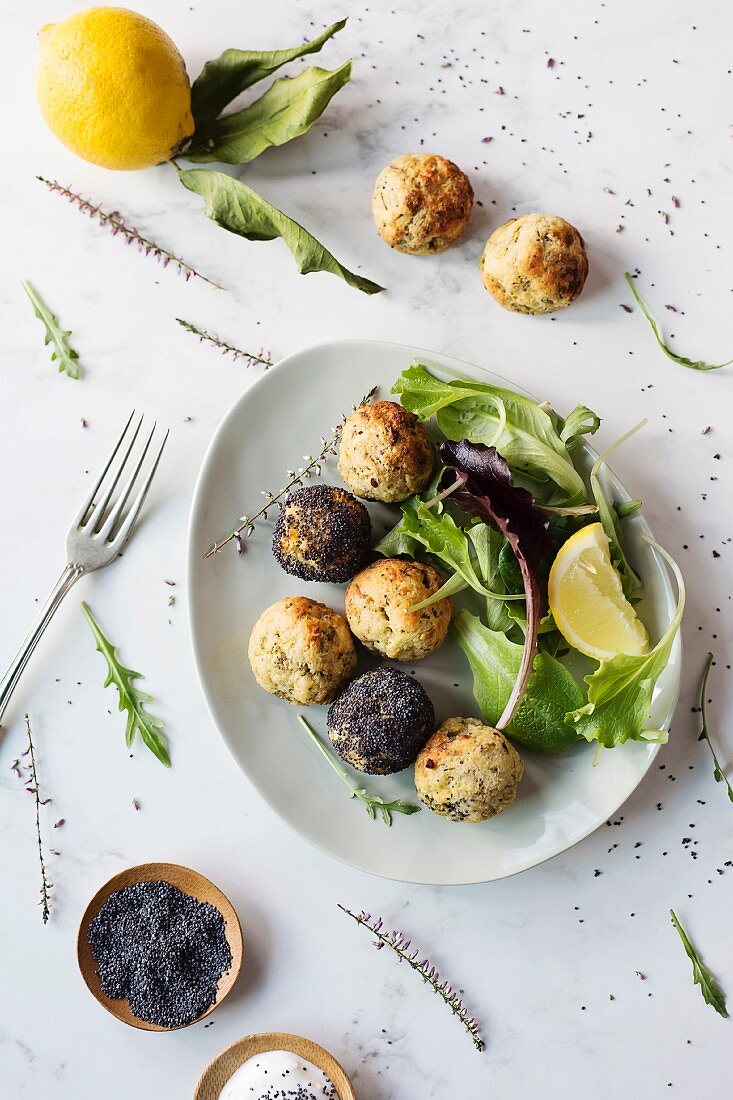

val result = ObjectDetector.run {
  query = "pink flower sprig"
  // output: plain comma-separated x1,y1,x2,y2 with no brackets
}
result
176,318,272,368
37,176,225,290
338,904,485,1052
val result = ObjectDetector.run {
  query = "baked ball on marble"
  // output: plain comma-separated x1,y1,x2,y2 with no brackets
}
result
338,400,434,503
248,596,356,706
272,484,371,583
479,213,588,314
414,717,524,822
327,667,435,774
345,558,452,661
371,153,474,254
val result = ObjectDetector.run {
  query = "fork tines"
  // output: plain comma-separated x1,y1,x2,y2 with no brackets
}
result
74,412,168,547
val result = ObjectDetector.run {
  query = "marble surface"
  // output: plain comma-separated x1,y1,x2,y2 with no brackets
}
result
1,1,731,1096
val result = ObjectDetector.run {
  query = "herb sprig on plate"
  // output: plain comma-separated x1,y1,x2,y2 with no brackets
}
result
298,716,420,825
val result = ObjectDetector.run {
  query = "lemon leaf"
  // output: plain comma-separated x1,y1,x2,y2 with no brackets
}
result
191,19,347,127
565,538,684,748
188,62,352,165
178,167,383,295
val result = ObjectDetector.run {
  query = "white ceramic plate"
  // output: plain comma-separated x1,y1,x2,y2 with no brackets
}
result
188,340,681,885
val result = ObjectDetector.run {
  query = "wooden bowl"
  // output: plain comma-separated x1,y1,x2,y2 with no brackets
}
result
77,862,243,1032
194,1032,356,1100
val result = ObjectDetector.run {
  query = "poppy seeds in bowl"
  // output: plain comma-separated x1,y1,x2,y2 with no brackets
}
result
272,484,372,583
327,666,436,774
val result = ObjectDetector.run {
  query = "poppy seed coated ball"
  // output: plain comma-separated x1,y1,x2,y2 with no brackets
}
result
327,667,435,774
272,484,371,583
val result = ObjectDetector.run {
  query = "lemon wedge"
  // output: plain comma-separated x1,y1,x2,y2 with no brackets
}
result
548,522,649,661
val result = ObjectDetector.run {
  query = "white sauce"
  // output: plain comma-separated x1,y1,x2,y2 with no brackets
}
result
219,1049,337,1100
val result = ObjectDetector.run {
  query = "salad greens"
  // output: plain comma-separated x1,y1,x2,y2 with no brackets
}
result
22,281,80,380
566,537,684,748
455,610,583,752
697,653,733,803
625,273,732,372
383,363,684,756
392,363,596,503
670,909,728,1017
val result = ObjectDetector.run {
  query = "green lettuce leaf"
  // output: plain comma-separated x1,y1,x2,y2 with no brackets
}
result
454,609,583,753
189,62,352,164
560,404,601,450
566,538,684,747
590,421,646,594
191,19,347,127
392,363,587,503
178,167,383,295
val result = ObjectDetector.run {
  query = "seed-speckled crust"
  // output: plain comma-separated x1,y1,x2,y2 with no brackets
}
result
345,559,452,661
371,153,474,254
248,596,356,706
414,717,524,822
327,667,435,774
479,213,588,314
338,400,434,503
272,485,371,583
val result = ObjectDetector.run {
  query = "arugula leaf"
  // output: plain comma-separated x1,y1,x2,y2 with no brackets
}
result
566,537,684,748
560,404,601,450
440,440,552,730
466,523,515,632
297,715,419,825
191,19,347,127
82,602,170,767
697,653,733,803
392,364,587,502
670,909,728,1017
626,273,732,372
22,281,80,379
178,167,383,295
189,62,352,164
589,421,647,595
454,609,583,753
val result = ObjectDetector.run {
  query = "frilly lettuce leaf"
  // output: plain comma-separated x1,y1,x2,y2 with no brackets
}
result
566,537,684,747
392,363,587,503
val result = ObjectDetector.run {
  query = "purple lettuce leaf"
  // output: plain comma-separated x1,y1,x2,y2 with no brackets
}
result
439,439,551,729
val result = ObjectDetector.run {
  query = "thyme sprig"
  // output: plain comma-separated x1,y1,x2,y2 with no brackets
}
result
625,273,732,371
38,177,225,290
297,716,420,825
23,715,54,923
176,318,272,367
697,653,733,803
22,281,80,379
205,384,377,557
338,905,485,1051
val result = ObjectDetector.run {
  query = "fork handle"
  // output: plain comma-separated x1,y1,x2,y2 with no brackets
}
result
0,563,84,726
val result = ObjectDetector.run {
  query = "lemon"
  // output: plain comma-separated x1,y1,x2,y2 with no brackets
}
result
548,522,649,661
36,7,194,170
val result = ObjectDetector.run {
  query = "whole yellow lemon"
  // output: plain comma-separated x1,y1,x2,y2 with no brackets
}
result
36,6,194,170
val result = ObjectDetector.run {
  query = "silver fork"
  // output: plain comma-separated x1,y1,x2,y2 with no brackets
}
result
0,412,168,725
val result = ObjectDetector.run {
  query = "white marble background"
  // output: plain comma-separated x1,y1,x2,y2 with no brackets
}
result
1,0,731,1096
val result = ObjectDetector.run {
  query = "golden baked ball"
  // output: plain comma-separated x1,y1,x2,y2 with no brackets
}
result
338,400,434,503
345,559,452,661
414,717,524,822
372,153,474,254
272,484,371,583
479,213,588,314
248,596,356,706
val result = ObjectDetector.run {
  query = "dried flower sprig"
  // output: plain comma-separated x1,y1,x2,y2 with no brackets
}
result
625,272,732,372
22,280,80,379
338,905,485,1052
38,177,225,290
297,716,420,825
697,653,733,803
205,384,378,557
23,715,54,923
176,318,272,367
